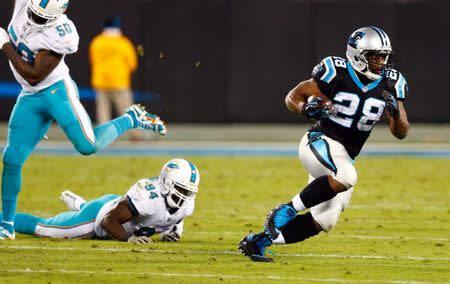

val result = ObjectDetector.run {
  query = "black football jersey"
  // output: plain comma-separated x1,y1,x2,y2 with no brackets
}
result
310,56,408,159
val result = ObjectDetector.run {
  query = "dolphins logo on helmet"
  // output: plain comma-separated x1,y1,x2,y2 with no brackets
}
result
26,0,69,28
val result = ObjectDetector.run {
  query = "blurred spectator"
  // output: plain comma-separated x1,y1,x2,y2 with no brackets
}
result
89,16,141,141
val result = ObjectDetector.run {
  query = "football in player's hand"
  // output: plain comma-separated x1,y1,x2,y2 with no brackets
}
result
311,95,332,109
303,96,334,120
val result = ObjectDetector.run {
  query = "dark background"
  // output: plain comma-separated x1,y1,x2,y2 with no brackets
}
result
0,0,449,123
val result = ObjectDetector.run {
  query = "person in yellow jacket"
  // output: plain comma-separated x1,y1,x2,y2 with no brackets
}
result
89,17,140,140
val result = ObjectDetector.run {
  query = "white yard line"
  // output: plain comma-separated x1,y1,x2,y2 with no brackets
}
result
4,268,445,284
350,204,447,211
1,245,448,261
195,231,449,242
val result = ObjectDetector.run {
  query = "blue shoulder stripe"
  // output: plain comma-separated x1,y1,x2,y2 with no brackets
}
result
395,73,407,99
8,26,17,42
320,57,337,83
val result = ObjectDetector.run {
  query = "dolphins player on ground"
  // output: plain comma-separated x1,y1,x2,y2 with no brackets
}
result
1,159,199,243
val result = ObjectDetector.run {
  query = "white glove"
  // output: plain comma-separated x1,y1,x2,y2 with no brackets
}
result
160,231,180,242
0,27,10,49
127,235,153,244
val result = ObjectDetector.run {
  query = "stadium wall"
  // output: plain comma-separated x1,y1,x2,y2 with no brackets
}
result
0,0,448,123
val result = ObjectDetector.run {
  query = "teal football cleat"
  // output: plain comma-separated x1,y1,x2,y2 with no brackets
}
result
0,222,15,240
264,203,297,240
238,232,273,262
125,104,167,135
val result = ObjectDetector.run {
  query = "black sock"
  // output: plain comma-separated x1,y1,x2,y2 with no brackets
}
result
280,212,320,244
299,175,337,208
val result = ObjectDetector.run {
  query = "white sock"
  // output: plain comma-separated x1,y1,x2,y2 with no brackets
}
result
292,194,306,212
74,199,86,211
272,232,286,245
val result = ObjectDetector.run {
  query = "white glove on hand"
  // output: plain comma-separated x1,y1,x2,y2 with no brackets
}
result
127,235,153,244
0,27,10,49
160,231,180,242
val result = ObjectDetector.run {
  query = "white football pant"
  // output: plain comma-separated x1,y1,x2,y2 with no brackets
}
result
297,132,357,232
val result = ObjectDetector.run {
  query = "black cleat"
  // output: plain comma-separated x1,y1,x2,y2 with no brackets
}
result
238,232,273,262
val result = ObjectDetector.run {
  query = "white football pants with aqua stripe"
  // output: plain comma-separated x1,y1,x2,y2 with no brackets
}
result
0,194,120,238
298,131,357,232
2,78,134,226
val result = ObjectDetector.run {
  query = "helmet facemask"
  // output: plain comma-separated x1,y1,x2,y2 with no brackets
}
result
159,159,200,209
162,178,198,209
362,50,391,79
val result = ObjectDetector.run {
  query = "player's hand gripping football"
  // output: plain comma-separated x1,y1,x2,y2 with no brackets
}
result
0,27,10,49
127,235,154,244
382,90,400,118
160,231,181,242
302,96,333,120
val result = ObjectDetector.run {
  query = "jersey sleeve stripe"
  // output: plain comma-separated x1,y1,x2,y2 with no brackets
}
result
8,26,18,41
395,74,406,99
126,196,139,216
320,57,337,83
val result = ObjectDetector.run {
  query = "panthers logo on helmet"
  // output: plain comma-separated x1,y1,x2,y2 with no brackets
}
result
348,31,366,48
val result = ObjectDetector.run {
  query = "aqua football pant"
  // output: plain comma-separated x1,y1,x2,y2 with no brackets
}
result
2,79,133,224
0,194,120,238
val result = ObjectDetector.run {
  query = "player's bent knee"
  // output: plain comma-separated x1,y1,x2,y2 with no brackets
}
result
2,146,25,167
334,168,357,190
73,141,97,156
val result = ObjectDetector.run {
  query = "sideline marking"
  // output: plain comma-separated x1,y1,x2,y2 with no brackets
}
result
195,231,449,242
0,145,449,158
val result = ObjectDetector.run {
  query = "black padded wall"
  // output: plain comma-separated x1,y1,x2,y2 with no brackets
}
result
0,0,448,122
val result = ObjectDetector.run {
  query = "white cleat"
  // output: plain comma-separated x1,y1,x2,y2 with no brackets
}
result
0,224,15,240
60,190,86,211
125,104,167,135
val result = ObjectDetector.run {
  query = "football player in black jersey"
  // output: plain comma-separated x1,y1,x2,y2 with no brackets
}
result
239,26,410,262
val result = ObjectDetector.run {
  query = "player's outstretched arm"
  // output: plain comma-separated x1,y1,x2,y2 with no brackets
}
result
101,198,136,242
285,78,325,114
0,41,62,86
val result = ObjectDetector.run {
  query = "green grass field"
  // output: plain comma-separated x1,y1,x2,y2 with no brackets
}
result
0,155,448,283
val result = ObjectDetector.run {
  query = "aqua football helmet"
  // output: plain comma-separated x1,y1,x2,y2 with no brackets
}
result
346,26,392,80
27,0,69,28
159,159,200,209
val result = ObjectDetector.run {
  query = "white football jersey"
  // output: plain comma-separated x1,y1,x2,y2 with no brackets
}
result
7,0,79,94
94,178,195,239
